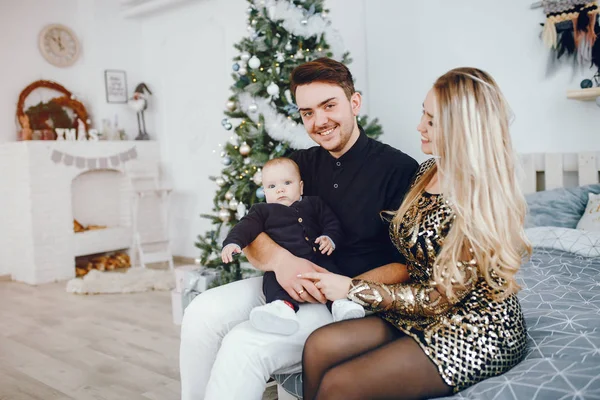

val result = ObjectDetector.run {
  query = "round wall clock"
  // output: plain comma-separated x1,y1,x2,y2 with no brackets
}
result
38,24,81,68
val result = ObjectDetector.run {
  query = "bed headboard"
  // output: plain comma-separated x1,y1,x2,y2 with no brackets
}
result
519,151,600,194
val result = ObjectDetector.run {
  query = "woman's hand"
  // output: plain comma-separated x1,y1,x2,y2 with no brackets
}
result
298,271,352,301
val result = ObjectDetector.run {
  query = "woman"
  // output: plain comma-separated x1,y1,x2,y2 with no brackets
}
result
299,67,532,400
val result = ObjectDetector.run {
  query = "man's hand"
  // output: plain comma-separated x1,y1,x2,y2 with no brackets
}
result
274,257,327,304
243,232,327,303
315,236,334,255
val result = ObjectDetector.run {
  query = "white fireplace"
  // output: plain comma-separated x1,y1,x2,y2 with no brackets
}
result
0,141,161,284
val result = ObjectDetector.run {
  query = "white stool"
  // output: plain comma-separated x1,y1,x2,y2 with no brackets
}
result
126,160,174,270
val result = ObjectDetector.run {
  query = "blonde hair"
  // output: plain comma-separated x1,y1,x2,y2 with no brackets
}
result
393,67,531,301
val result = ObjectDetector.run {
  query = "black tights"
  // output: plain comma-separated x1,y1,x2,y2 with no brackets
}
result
302,316,452,400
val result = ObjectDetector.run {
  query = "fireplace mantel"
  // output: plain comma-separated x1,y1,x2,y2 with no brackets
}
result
0,141,161,284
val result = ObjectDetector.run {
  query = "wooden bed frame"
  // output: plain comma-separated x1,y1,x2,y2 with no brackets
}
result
519,151,600,194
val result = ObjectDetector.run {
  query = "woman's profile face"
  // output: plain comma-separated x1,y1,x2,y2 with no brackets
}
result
417,89,436,156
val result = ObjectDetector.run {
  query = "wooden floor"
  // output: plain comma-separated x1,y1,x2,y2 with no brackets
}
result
0,280,277,400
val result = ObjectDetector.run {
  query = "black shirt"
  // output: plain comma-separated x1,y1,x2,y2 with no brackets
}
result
290,127,418,277
223,196,343,267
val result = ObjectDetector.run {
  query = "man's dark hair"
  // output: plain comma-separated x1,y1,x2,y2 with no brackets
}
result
290,57,355,100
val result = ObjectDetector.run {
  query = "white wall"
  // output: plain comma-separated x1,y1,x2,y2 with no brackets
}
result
365,0,600,163
0,0,144,143
138,0,366,258
3,0,598,261
140,0,600,258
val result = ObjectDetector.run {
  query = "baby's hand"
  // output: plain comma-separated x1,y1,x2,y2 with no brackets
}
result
315,236,334,256
221,244,241,263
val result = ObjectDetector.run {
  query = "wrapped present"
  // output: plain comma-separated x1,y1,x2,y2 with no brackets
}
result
182,267,219,293
182,288,201,312
174,265,201,293
181,268,220,312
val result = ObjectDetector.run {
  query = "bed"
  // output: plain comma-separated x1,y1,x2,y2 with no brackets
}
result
273,151,600,400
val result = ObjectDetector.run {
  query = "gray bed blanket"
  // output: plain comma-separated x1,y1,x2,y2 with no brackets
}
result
276,239,600,399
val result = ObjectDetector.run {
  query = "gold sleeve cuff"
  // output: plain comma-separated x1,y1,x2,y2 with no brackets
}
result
347,262,478,317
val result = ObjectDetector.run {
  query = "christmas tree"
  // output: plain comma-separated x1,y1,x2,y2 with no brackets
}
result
195,0,383,286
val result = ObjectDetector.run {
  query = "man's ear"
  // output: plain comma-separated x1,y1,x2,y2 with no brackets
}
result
300,180,304,195
351,92,362,117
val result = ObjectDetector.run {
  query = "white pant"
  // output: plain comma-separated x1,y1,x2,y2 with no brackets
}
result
179,276,333,400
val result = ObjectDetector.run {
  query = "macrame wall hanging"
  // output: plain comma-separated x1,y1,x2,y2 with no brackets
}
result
538,0,600,73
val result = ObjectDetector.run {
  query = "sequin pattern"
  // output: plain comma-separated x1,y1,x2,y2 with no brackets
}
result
347,158,527,392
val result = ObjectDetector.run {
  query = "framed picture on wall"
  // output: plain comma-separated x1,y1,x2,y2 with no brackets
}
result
104,70,128,103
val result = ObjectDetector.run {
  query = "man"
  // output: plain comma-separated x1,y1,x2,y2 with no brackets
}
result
180,58,418,400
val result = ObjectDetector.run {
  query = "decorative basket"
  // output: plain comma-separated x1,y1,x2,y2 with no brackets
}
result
16,80,90,140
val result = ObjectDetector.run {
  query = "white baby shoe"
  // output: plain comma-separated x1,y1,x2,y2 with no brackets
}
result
250,300,300,335
332,299,366,322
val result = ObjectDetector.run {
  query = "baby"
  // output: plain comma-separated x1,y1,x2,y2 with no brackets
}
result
221,157,365,335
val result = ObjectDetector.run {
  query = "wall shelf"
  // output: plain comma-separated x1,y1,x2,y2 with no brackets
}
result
566,87,600,101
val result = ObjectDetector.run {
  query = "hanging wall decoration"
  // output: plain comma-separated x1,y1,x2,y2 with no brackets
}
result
537,0,600,72
50,146,138,169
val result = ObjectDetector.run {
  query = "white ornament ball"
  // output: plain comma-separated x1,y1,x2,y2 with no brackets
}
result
239,143,251,156
252,169,262,186
238,67,247,76
267,82,280,96
248,56,261,69
218,208,231,222
240,52,251,62
295,49,304,59
225,191,233,200
229,198,239,210
285,42,292,51
248,103,258,113
226,100,236,111
236,203,247,219
215,177,225,187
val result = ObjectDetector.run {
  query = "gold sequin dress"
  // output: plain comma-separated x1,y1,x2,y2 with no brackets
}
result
347,158,527,393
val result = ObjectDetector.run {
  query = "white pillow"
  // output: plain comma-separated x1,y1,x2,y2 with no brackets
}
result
576,193,600,232
526,226,600,257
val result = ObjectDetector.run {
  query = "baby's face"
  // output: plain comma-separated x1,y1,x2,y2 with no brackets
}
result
262,163,303,206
